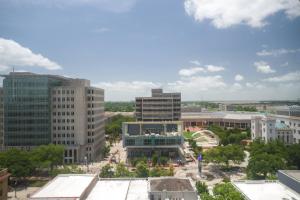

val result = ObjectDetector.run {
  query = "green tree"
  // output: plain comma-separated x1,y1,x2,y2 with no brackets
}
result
247,153,286,179
159,156,169,166
213,183,244,199
135,161,149,177
105,114,135,143
0,148,34,179
101,144,111,158
199,183,244,200
152,154,158,166
31,144,64,170
196,181,208,195
204,145,245,168
286,144,300,169
115,163,131,177
99,164,114,178
149,166,162,177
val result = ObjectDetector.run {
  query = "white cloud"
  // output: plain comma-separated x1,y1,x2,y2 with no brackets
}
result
246,82,265,89
206,65,225,72
184,0,300,28
189,60,201,65
254,61,276,74
167,75,227,92
235,74,244,81
263,71,300,82
0,38,61,71
257,48,300,56
178,67,205,76
179,65,225,76
3,0,138,13
94,81,161,101
231,83,243,90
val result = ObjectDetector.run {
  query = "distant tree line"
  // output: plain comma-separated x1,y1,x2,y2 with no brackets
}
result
234,105,257,112
105,102,135,112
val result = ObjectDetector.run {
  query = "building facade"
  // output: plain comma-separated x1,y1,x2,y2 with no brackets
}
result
251,116,295,144
2,73,63,147
181,112,258,130
135,89,181,121
122,121,184,158
0,72,105,163
51,80,105,163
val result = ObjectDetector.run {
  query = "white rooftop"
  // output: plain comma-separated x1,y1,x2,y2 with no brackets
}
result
30,174,95,199
181,112,264,120
86,179,148,200
233,181,300,200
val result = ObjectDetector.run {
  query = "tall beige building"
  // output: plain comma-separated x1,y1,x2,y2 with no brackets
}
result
51,79,105,163
135,89,181,121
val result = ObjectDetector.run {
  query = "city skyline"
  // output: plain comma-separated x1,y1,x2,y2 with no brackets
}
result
0,0,300,101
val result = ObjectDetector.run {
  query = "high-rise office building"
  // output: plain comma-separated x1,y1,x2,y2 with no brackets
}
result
0,72,105,163
51,80,105,163
135,89,181,121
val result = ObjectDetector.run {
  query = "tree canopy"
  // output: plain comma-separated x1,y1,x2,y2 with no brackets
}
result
208,125,250,145
0,144,64,179
204,145,245,168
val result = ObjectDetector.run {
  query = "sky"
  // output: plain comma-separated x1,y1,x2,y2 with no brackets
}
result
0,0,300,101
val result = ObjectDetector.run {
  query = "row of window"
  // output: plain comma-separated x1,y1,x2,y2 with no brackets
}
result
53,133,75,138
52,97,75,102
54,140,75,145
52,90,75,95
52,112,75,116
53,104,74,109
53,119,75,123
53,126,75,130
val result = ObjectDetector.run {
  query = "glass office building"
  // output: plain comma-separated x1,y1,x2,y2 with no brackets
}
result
2,73,62,147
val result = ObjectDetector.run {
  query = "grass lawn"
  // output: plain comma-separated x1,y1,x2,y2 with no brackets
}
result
183,131,195,139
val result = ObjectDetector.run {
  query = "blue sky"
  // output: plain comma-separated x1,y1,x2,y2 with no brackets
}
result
0,0,300,101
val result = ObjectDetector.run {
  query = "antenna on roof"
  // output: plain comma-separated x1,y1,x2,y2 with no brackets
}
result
12,67,14,72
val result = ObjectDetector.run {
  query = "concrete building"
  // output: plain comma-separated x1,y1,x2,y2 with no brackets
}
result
0,169,10,200
51,80,105,163
1,72,63,148
122,121,184,158
275,114,300,144
276,105,300,117
149,177,198,200
0,72,105,163
233,170,300,200
135,89,181,121
251,115,299,144
181,112,263,130
30,175,197,200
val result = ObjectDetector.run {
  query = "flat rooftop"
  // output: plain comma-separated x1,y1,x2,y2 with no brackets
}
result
30,174,95,199
181,112,264,120
86,179,148,200
233,181,300,200
280,170,300,182
149,178,194,192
